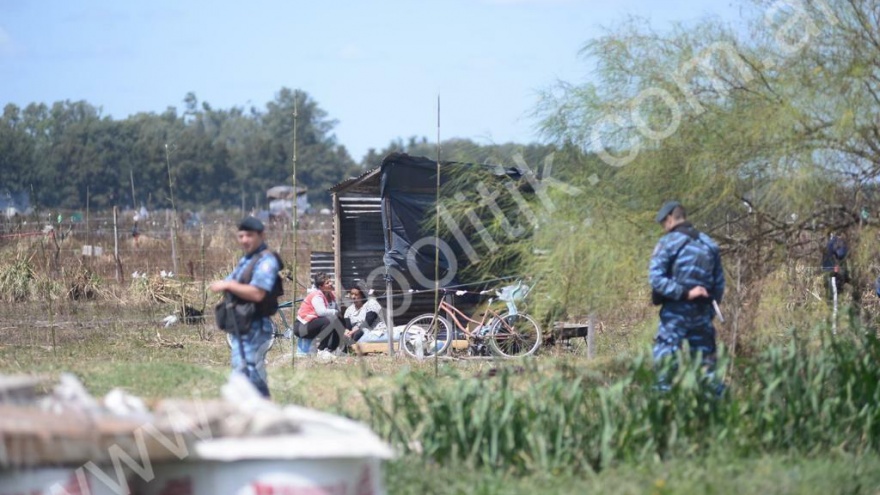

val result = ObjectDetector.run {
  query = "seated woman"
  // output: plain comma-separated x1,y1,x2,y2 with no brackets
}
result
343,283,387,348
294,272,343,358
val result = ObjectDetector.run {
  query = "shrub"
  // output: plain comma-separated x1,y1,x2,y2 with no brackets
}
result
363,328,880,474
0,257,36,302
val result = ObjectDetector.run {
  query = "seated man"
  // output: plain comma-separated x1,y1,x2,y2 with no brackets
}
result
343,283,387,349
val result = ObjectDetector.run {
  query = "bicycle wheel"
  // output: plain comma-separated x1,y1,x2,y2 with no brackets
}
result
225,317,279,352
267,317,280,351
487,313,542,358
400,314,452,358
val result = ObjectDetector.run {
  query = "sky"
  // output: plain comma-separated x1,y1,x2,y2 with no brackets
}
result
0,0,744,162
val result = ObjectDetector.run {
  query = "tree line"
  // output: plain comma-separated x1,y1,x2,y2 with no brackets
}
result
0,86,560,212
433,0,880,344
0,88,361,211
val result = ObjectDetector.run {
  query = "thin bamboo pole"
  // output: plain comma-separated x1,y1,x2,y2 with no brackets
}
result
291,92,299,365
433,95,441,376
165,143,180,275
199,225,208,340
384,197,395,357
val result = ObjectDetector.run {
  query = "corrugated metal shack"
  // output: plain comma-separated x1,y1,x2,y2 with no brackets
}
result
329,152,524,336
328,165,385,295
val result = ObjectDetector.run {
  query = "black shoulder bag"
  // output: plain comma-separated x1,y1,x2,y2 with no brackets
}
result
214,253,267,335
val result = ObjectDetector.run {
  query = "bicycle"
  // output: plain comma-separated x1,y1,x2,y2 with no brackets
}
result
225,299,300,352
399,280,542,359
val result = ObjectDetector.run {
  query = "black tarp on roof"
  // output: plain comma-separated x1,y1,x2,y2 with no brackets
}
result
330,152,525,325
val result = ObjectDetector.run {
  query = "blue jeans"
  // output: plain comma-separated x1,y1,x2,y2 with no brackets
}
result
229,317,273,398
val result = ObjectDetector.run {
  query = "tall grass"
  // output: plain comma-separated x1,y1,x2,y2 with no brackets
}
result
363,327,880,475
0,256,38,302
0,255,112,303
384,451,880,495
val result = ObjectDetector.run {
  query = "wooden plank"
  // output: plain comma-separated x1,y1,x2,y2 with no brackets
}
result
339,203,382,209
354,339,469,355
551,322,590,340
310,251,335,279
338,251,385,258
338,197,382,203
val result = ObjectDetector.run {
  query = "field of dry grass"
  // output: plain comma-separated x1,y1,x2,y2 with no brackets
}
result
4,303,880,495
0,209,645,412
0,210,875,410
0,298,619,412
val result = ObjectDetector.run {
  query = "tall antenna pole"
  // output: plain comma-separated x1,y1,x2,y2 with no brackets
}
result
434,95,441,376
130,169,137,209
291,91,299,365
165,143,179,276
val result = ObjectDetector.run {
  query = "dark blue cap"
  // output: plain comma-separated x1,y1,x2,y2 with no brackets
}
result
238,216,264,233
655,201,681,223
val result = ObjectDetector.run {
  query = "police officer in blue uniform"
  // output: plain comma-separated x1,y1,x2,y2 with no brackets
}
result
649,201,725,393
210,216,281,398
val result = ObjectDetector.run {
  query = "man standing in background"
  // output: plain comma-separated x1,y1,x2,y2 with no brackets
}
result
649,201,726,395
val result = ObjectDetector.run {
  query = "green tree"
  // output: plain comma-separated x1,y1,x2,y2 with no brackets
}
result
519,0,880,336
0,104,35,201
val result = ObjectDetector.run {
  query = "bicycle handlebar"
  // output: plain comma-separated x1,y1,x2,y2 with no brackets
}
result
278,298,304,309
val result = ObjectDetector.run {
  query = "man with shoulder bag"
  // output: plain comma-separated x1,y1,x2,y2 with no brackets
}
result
210,216,283,398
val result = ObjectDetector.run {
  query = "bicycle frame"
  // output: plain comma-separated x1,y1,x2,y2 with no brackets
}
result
436,298,497,340
274,300,296,338
435,290,523,342
400,283,542,359
225,298,299,348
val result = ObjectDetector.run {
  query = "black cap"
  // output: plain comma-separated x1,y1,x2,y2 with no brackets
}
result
238,216,265,233
655,201,681,223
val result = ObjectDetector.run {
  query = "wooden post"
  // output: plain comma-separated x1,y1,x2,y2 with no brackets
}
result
113,207,120,283
85,186,90,267
587,314,596,359
130,169,137,210
169,209,179,275
386,278,395,356
731,254,741,361
384,196,395,357
832,275,838,335
333,193,342,303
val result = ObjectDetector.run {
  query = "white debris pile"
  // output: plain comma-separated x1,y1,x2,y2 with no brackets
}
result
0,372,390,467
0,373,214,468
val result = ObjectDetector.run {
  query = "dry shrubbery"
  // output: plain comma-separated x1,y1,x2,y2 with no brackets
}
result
0,254,113,303
129,275,197,304
0,214,327,323
0,256,39,302
63,263,108,301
